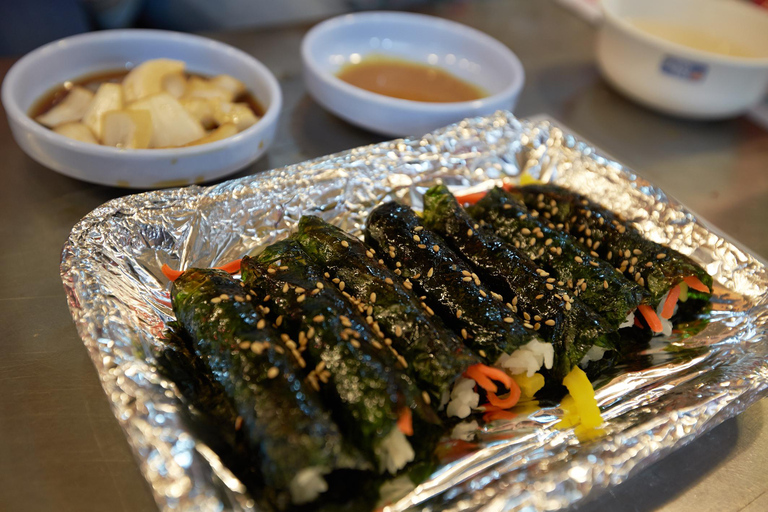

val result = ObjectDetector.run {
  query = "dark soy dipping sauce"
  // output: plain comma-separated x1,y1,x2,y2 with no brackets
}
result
29,69,265,118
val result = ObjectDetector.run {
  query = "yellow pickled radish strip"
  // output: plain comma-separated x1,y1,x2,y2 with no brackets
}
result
557,416,579,429
515,400,541,416
678,282,689,303
575,424,606,442
519,172,544,186
512,372,545,399
562,366,603,429
560,394,576,412
556,395,579,429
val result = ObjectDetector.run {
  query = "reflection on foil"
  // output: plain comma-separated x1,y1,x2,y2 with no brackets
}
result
60,112,768,512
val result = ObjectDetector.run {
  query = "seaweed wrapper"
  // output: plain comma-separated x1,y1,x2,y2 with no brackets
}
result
60,112,768,512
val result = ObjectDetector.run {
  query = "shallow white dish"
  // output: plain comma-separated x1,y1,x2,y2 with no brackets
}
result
1,29,282,189
301,11,525,137
597,0,768,119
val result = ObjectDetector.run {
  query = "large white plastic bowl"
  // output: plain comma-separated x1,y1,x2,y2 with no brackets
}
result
1,29,282,189
597,0,768,119
302,11,525,137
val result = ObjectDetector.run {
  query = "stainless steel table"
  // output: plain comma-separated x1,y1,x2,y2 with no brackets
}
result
1,1,766,511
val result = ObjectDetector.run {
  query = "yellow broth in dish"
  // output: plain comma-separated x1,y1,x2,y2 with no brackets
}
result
336,55,487,103
629,19,756,58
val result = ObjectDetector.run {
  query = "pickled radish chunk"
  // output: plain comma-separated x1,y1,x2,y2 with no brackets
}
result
36,86,94,128
102,110,152,149
210,74,246,97
82,83,123,140
123,59,185,103
53,122,98,144
162,72,187,99
214,101,259,131
183,76,234,102
180,97,217,129
128,93,205,148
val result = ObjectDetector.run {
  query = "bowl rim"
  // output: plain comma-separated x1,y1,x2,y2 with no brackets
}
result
301,10,525,112
1,28,283,158
601,0,768,67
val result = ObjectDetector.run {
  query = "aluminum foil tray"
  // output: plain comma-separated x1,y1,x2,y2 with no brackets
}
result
60,112,768,512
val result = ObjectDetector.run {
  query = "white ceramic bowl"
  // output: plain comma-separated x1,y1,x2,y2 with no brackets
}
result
1,29,282,189
302,11,524,137
597,0,768,119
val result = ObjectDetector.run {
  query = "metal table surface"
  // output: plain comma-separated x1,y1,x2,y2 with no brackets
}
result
1,1,767,511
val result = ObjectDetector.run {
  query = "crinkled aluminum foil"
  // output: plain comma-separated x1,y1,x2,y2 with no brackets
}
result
60,112,768,512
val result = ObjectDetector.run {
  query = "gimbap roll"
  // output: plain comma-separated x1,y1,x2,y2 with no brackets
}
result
467,187,648,333
294,215,480,406
365,202,565,415
241,240,438,475
514,184,713,334
422,185,618,370
171,268,365,505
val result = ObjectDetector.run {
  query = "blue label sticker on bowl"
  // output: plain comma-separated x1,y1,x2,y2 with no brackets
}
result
661,56,708,81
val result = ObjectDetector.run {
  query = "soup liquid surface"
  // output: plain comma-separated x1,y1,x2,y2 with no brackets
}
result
630,19,756,58
336,55,487,103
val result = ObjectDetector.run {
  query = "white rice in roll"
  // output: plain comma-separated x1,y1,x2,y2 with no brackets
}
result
446,377,480,419
497,338,553,377
375,428,415,474
289,467,329,504
579,345,607,368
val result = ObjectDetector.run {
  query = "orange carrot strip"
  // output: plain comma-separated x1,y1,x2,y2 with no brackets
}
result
483,410,517,422
455,190,491,206
637,305,663,333
455,183,516,206
486,382,522,409
217,259,243,274
162,259,242,282
397,408,413,436
162,264,184,282
464,365,498,393
683,276,711,294
465,364,521,402
475,365,514,390
661,285,681,320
